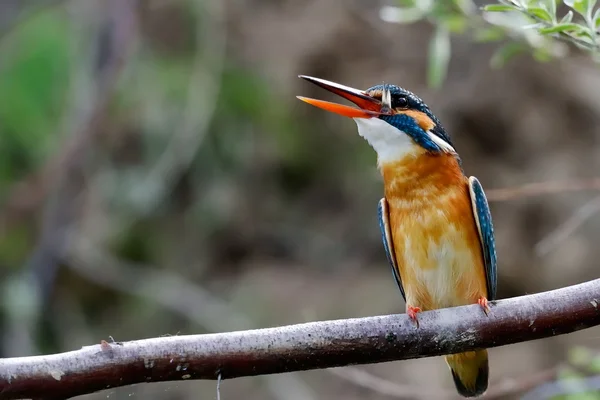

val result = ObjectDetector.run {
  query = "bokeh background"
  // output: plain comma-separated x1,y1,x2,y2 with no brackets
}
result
1,0,600,399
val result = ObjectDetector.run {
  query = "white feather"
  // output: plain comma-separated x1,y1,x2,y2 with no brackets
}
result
353,117,419,165
353,117,455,166
426,130,456,154
382,87,392,109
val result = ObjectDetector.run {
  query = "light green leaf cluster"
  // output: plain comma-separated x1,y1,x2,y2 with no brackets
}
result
381,0,600,87
485,0,600,52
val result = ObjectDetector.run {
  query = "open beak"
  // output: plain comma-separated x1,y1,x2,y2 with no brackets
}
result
297,75,384,118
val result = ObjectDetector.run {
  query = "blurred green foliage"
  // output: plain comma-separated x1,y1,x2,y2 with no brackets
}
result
0,0,353,276
382,0,600,87
0,9,70,189
552,346,600,399
0,8,73,271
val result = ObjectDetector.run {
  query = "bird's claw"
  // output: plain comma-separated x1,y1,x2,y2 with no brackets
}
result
478,297,490,316
407,305,421,328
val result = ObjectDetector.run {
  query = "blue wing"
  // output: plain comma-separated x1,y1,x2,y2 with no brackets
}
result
378,198,405,301
467,177,498,301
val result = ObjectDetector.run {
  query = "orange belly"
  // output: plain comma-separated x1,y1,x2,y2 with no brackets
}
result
382,152,488,311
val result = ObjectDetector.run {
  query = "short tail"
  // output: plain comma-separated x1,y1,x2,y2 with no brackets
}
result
445,350,489,398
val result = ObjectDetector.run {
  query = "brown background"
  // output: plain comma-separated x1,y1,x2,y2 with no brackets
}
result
1,0,599,399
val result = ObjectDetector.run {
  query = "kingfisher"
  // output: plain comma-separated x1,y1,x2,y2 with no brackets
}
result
297,75,497,398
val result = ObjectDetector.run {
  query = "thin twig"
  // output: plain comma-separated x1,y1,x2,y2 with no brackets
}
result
483,1,600,53
99,0,226,220
484,366,559,399
486,178,600,202
535,194,600,256
217,372,222,400
513,5,600,53
328,367,455,399
5,174,600,241
329,364,559,400
67,236,254,333
0,278,599,399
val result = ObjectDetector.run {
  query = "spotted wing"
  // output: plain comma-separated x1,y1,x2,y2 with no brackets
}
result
467,176,498,301
377,197,405,301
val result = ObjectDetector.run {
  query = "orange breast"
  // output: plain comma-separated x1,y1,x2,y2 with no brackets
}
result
381,151,487,310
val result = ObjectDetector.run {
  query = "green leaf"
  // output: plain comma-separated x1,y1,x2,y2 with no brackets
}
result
452,0,476,15
560,10,574,23
593,8,600,28
564,0,589,15
427,27,451,88
397,0,418,6
527,6,553,22
538,23,582,33
482,4,517,12
572,27,595,38
473,27,507,42
490,42,525,68
441,15,468,33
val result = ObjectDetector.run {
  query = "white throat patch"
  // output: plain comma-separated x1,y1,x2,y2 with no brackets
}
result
352,117,456,165
353,117,418,164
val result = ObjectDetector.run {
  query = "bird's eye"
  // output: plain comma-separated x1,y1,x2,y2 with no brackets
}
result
393,96,409,109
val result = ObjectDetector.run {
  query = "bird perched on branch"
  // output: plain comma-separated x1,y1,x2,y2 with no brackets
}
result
297,75,497,398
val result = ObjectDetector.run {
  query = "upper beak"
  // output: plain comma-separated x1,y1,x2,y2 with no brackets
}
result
296,75,384,118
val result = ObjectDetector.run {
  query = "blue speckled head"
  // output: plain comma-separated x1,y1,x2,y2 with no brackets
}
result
364,84,454,153
297,75,457,157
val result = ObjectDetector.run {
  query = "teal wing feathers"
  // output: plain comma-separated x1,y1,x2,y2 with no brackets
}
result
467,176,498,301
377,198,406,301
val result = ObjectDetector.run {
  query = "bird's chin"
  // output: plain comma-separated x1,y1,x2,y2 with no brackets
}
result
353,117,419,164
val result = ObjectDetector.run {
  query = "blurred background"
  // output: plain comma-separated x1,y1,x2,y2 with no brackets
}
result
1,0,600,399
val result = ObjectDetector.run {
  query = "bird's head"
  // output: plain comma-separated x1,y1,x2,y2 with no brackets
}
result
297,75,456,165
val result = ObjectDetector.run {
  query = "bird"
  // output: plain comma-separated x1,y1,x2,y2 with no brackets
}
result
297,75,497,398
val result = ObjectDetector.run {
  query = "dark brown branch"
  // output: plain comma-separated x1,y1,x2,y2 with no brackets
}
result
1,279,600,400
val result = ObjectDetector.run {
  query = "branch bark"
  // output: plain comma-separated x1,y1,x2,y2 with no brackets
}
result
1,279,600,400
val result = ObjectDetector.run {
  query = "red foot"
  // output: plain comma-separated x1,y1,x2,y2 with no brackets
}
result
407,305,422,327
478,297,490,316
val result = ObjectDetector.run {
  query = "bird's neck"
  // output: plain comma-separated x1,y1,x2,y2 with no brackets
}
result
380,152,465,202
